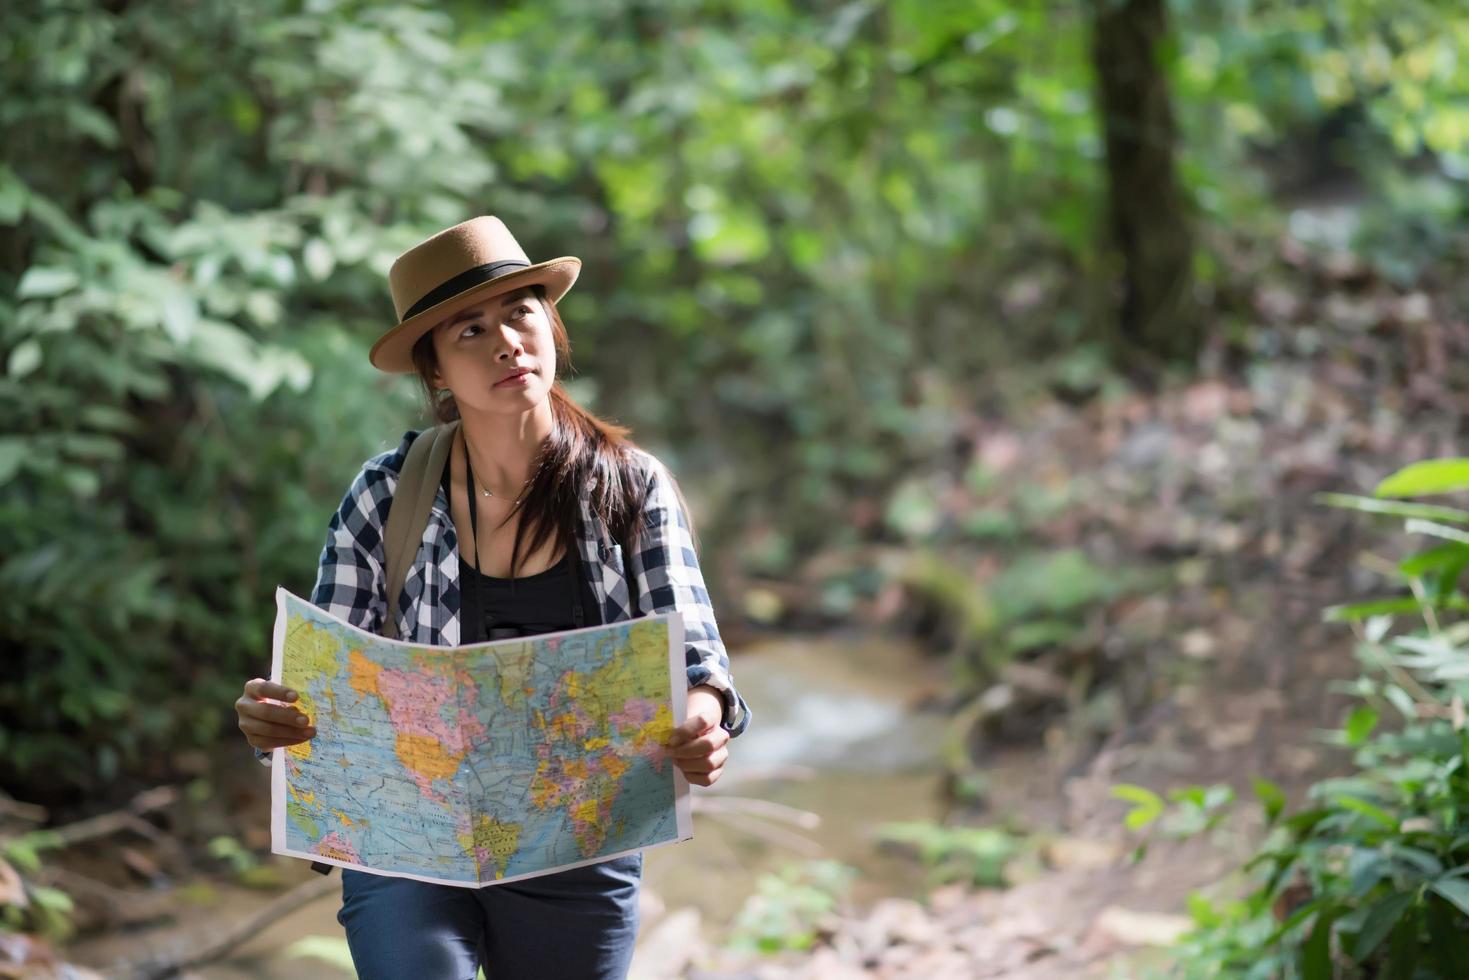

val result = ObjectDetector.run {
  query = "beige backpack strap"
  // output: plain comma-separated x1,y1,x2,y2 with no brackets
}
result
380,420,460,640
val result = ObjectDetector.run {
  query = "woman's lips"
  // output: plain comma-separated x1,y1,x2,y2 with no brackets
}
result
495,370,533,387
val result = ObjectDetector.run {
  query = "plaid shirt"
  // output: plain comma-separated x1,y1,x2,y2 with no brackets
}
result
308,430,750,735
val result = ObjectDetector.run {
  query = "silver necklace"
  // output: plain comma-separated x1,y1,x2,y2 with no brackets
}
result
464,431,534,504
480,485,526,504
475,473,528,502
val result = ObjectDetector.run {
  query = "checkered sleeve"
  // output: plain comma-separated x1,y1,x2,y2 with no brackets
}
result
307,443,408,634
628,453,751,737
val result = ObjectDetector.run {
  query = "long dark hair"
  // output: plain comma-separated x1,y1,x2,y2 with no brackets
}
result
410,284,657,578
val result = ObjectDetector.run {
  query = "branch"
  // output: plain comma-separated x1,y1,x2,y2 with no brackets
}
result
0,790,47,825
692,795,822,830
125,875,340,980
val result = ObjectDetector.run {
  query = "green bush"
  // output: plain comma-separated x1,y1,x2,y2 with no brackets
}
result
727,860,857,954
876,820,1028,887
1146,459,1469,978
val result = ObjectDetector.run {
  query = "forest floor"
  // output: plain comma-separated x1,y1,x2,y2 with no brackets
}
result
13,235,1469,978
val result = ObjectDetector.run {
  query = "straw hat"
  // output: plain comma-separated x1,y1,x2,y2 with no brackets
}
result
369,216,581,373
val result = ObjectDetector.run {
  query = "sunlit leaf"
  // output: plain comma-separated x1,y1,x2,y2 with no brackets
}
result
16,267,79,299
1317,492,1469,525
1344,706,1378,746
1430,878,1469,917
1334,795,1397,829
0,166,26,225
1377,460,1469,499
7,340,41,379
1111,784,1165,830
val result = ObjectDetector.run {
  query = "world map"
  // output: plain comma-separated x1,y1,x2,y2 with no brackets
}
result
268,588,691,887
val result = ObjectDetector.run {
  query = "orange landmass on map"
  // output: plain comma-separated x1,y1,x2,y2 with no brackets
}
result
395,732,465,782
348,649,381,698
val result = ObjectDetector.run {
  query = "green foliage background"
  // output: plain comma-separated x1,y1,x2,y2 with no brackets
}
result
2,0,1467,797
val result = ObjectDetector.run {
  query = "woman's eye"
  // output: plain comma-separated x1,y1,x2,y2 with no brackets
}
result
511,305,531,321
459,322,483,339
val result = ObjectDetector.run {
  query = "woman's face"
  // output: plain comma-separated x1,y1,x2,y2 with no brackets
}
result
429,287,555,416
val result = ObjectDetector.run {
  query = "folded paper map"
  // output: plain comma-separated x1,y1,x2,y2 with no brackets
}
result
269,587,692,887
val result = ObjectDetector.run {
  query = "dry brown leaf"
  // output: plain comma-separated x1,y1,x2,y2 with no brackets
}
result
0,862,23,915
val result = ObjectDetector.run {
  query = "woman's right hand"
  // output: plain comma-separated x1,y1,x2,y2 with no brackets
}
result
236,678,316,751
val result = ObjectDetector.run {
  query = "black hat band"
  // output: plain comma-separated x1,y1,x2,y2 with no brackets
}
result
402,259,532,322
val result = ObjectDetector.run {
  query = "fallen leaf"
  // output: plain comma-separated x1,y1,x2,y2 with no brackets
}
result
0,858,25,908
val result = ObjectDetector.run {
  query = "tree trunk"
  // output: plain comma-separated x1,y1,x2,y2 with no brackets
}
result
1091,0,1198,368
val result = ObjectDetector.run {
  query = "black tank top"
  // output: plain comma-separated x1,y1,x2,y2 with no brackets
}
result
441,456,603,643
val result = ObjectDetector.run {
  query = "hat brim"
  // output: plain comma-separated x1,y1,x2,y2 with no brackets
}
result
369,257,581,373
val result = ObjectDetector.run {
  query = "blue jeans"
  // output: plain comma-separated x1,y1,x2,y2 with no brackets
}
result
336,854,642,979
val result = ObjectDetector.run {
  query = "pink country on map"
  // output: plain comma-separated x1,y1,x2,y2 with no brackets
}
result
370,662,487,802
314,830,362,864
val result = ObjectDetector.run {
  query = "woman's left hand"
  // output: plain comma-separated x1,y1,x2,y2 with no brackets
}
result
663,685,730,787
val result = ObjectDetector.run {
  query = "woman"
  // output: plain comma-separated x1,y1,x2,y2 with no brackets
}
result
234,216,750,978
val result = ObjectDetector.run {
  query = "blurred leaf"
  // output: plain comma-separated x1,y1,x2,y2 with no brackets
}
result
7,340,41,379
1325,597,1459,622
1112,784,1166,830
1317,492,1469,525
0,438,23,485
1400,544,1469,578
1253,778,1287,825
1351,892,1414,962
303,238,335,281
16,267,79,299
885,479,941,539
1302,905,1341,980
1377,460,1469,499
1430,878,1469,917
0,167,26,224
1344,706,1379,746
1427,894,1469,976
1406,519,1469,547
1385,907,1421,977
1334,796,1397,829
28,886,73,914
992,549,1132,624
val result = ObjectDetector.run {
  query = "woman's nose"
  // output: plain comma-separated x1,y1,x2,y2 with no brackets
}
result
494,325,524,358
